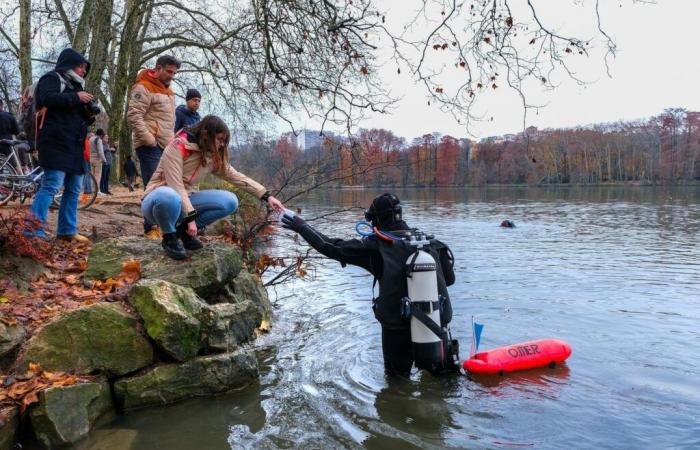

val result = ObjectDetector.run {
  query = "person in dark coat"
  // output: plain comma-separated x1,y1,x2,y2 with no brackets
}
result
174,88,201,131
0,98,19,140
123,154,138,191
28,48,97,242
0,98,20,160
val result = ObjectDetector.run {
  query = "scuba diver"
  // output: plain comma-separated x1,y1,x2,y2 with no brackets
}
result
281,193,460,377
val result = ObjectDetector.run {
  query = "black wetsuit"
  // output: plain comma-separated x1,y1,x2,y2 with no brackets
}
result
296,221,455,376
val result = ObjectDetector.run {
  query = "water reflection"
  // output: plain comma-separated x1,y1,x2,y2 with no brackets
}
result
469,365,571,395
365,376,462,450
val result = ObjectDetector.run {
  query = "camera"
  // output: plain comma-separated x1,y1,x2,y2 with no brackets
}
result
85,99,102,116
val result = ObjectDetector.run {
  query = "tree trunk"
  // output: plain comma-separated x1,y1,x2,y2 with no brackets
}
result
85,0,114,96
72,0,98,54
109,0,151,178
19,0,32,91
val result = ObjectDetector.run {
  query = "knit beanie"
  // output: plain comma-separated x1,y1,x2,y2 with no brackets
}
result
186,88,202,101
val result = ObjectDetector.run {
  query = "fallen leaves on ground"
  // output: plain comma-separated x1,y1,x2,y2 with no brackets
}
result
1,232,142,335
0,363,93,413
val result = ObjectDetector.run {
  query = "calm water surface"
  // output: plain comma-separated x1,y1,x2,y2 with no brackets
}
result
79,186,700,450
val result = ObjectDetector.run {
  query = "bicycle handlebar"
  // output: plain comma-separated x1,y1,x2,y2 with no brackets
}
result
0,139,29,146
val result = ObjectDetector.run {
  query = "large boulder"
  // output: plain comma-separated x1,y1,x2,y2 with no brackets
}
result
0,406,18,450
208,301,261,352
212,271,272,316
129,280,212,361
30,381,113,448
17,303,153,377
85,236,243,297
114,349,258,410
0,322,25,358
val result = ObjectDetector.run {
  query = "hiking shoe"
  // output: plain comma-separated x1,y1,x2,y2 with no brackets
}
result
144,226,162,239
176,223,204,251
161,233,186,260
57,234,91,243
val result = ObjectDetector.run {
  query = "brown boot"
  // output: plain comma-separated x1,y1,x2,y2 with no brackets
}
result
57,234,91,243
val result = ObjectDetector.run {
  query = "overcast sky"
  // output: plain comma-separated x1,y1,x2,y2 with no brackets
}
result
295,0,700,140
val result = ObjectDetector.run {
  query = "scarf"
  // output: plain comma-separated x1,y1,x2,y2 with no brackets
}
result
64,69,86,88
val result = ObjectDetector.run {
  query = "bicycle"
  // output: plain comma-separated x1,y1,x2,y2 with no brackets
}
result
0,139,98,209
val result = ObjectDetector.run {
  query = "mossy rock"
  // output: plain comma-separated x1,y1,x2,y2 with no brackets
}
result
0,322,25,358
17,303,153,377
29,381,113,448
207,301,261,352
113,349,259,410
85,236,243,298
129,280,213,361
211,271,271,319
0,405,19,450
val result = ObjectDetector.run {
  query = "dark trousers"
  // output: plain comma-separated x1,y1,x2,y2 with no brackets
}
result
135,145,163,191
381,327,414,377
100,163,111,193
135,145,163,233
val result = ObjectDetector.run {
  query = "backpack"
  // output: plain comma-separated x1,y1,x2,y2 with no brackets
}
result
18,73,67,148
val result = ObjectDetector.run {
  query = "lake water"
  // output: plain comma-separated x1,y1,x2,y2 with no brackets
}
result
78,186,700,449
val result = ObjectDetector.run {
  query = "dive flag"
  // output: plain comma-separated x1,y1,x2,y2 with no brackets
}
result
474,321,484,351
470,317,484,358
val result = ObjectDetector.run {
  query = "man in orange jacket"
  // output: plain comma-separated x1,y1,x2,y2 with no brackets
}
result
126,55,179,234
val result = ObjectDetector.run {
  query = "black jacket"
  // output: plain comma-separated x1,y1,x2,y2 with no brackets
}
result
123,159,138,177
35,48,94,174
0,110,19,140
297,224,455,330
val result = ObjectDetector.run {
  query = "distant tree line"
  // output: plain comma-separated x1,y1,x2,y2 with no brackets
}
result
231,108,700,196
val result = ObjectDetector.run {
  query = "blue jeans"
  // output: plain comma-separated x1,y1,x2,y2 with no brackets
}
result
30,169,83,237
82,160,93,193
141,187,239,234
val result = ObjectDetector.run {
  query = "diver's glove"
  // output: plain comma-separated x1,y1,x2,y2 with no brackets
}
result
281,211,308,234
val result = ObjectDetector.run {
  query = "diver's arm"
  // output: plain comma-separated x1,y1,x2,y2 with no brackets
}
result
282,214,374,271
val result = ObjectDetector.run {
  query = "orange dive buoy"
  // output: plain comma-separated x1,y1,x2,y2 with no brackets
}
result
463,339,572,375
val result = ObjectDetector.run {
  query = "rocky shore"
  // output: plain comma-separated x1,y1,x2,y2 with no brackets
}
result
0,236,271,449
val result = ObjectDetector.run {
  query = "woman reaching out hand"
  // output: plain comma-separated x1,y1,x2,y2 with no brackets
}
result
141,115,285,259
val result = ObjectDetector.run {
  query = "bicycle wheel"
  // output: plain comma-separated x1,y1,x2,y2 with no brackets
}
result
52,172,98,210
0,157,17,206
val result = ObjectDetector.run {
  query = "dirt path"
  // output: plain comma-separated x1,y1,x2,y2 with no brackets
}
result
1,185,145,241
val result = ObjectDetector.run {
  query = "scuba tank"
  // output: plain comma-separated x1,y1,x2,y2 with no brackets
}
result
403,232,460,374
405,234,444,371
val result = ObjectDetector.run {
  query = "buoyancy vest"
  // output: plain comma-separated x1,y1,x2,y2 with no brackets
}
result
371,237,453,330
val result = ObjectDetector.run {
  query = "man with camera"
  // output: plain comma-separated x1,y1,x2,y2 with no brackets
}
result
28,48,98,242
127,55,179,234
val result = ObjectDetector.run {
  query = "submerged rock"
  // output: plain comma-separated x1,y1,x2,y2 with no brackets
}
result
30,381,113,448
70,428,138,450
85,236,243,297
113,349,258,410
208,301,261,352
129,280,212,361
17,303,153,377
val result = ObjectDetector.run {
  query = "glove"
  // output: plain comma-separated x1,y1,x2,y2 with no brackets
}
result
281,212,308,234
